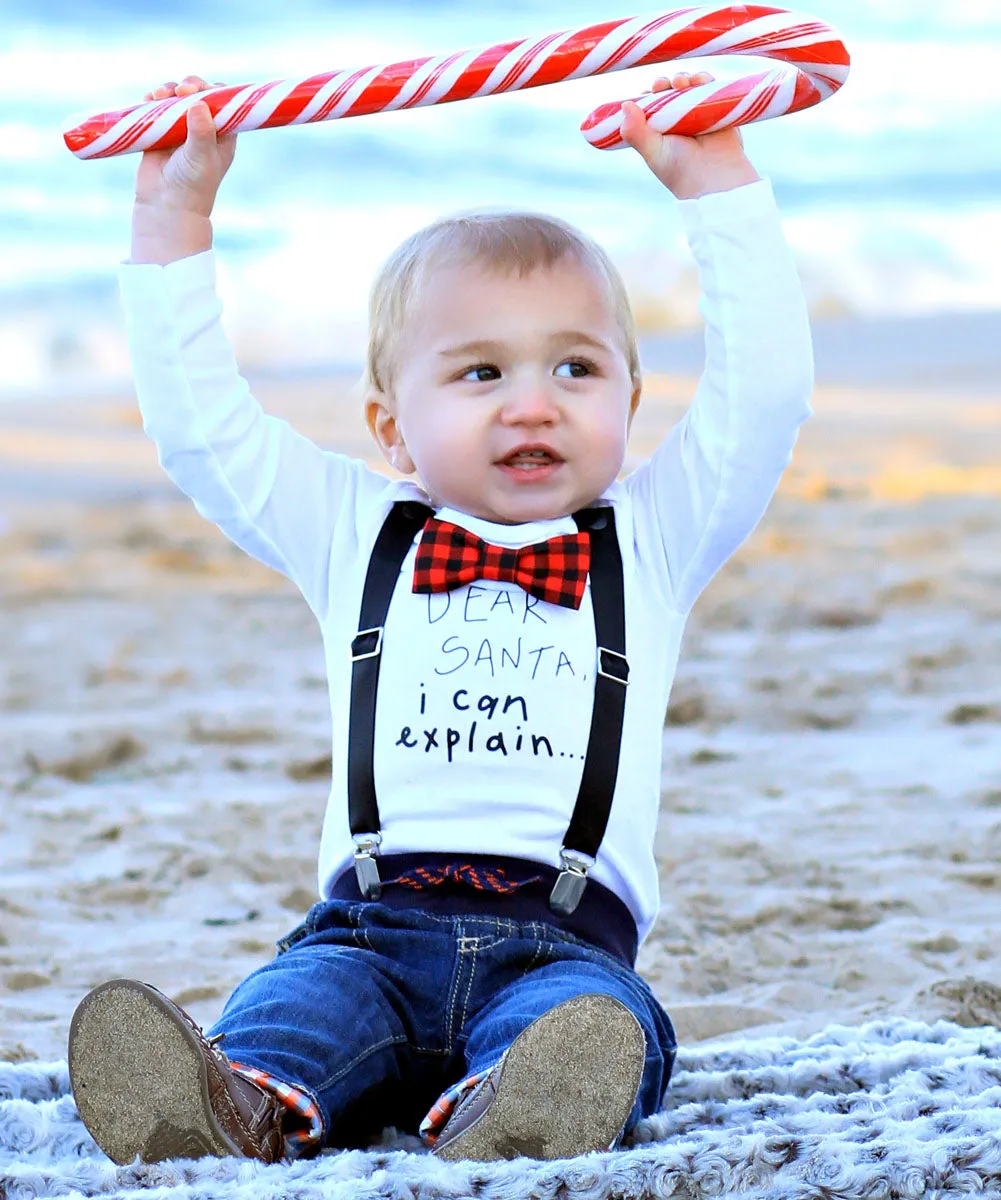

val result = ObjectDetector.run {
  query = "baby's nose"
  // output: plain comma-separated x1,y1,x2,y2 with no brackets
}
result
500,381,560,422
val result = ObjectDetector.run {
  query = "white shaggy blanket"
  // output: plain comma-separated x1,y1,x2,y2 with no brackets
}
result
2,1018,1000,1199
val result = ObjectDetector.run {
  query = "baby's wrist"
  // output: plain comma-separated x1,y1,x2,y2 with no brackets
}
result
671,161,761,201
130,200,213,265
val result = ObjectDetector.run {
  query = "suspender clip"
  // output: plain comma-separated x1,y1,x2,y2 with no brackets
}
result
549,848,594,916
353,833,383,900
351,626,384,661
597,646,629,685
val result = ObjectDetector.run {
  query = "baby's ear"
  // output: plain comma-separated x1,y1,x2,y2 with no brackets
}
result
364,388,416,475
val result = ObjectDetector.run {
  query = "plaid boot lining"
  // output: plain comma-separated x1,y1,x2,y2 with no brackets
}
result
419,1068,493,1148
230,1061,324,1156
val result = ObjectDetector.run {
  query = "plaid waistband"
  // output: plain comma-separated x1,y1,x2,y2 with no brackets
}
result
329,851,638,967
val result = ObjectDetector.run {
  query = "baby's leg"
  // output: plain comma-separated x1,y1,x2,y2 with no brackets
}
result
70,901,446,1162
429,954,676,1161
205,905,436,1152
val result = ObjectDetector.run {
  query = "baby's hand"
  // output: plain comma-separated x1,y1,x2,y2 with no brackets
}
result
135,76,237,219
620,72,760,200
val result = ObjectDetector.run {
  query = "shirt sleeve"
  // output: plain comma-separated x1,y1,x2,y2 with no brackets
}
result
624,178,814,614
117,248,386,620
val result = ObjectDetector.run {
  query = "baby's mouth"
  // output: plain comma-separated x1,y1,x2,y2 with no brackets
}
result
498,447,563,470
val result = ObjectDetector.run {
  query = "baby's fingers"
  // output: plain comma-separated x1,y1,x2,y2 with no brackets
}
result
144,77,219,102
144,81,178,101
176,75,216,94
671,70,714,90
650,70,715,94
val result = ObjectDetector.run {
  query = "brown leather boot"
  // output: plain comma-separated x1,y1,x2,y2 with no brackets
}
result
69,978,286,1165
432,993,645,1162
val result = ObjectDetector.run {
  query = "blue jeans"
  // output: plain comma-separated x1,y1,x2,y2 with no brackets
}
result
209,898,677,1151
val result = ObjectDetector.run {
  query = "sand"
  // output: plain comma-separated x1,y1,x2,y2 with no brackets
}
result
2,331,1000,1065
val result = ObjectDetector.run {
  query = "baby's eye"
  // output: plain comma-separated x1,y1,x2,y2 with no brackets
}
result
555,358,596,378
460,364,500,383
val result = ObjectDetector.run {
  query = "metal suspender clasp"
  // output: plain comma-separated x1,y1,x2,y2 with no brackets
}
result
351,626,384,661
549,848,594,917
352,832,383,900
596,646,629,685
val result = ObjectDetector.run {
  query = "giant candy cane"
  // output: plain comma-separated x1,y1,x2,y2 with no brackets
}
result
62,4,849,160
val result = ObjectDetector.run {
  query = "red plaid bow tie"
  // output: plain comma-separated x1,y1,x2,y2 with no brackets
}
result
412,517,591,609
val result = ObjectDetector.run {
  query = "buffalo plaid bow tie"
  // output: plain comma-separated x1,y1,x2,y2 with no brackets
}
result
412,517,591,610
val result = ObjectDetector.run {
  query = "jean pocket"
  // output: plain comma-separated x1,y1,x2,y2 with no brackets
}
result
275,921,311,956
274,901,323,955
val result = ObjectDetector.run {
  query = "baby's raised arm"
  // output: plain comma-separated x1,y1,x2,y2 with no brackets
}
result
620,73,814,613
120,78,379,620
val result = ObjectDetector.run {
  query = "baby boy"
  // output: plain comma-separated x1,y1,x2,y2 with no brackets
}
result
68,71,813,1165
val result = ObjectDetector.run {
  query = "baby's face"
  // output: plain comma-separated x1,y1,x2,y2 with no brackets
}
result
367,255,641,525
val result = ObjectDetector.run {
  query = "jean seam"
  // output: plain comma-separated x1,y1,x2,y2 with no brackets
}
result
457,941,480,1036
523,937,546,975
340,902,372,952
445,930,485,1052
315,1033,408,1092
443,932,463,1054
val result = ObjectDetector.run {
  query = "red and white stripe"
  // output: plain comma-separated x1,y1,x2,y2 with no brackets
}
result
61,3,850,160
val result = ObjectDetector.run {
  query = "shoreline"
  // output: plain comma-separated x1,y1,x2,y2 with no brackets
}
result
641,306,1001,395
1,305,999,411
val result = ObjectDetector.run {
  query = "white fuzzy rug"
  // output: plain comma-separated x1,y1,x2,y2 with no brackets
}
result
3,1018,1001,1199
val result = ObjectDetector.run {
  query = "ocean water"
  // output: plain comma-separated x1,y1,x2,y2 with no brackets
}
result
1,0,999,396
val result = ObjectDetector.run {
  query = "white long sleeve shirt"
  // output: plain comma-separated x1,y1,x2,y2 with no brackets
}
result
117,178,813,945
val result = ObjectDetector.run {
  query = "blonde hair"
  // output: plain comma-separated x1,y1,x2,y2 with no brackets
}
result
361,209,642,402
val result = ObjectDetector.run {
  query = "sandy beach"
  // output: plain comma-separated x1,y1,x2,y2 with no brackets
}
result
1,316,1000,1068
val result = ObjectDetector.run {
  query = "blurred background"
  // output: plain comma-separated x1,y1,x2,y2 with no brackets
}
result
2,0,999,398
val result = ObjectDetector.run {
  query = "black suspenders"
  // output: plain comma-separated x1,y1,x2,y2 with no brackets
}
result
347,501,433,899
347,500,629,915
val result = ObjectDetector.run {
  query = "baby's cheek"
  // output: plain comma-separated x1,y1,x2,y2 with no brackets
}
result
417,435,479,497
436,427,483,466
594,420,627,460
593,425,629,483
409,412,465,465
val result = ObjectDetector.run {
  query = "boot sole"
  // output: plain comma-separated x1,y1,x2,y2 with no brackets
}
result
69,978,241,1164
434,992,645,1162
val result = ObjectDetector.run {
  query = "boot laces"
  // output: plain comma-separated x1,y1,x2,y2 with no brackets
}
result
205,1030,232,1067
